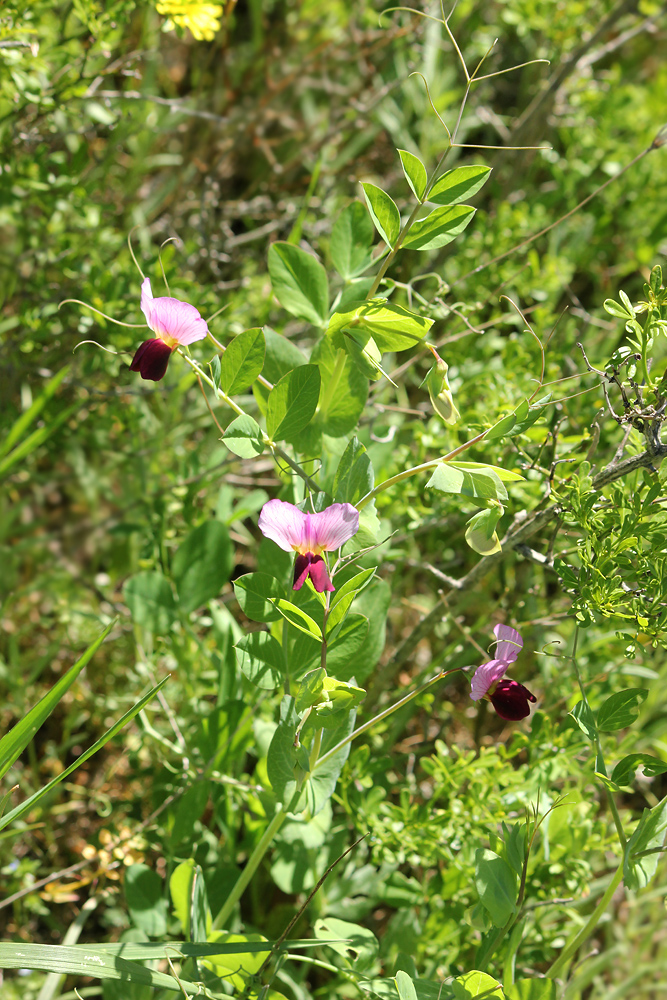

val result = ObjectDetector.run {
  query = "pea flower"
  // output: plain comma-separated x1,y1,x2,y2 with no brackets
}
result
470,624,536,721
130,277,209,381
258,500,359,593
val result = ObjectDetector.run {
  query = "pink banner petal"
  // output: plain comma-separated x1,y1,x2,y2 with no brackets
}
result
309,503,360,552
148,296,209,345
470,659,507,700
140,277,154,327
493,623,523,663
259,500,307,552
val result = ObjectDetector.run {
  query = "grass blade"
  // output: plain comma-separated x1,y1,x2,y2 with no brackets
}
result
0,620,116,780
0,675,169,832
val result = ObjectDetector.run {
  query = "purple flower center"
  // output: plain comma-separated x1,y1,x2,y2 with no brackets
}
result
293,553,334,593
489,679,537,721
130,338,174,381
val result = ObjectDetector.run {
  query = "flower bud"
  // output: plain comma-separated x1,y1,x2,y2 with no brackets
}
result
423,346,459,425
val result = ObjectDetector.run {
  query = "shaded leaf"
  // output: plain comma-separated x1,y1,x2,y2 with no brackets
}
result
361,182,401,246
268,242,329,326
219,328,265,395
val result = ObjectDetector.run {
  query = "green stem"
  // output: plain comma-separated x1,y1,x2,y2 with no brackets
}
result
365,64,475,302
180,351,245,416
308,728,323,772
320,591,330,674
366,199,426,300
356,429,489,510
314,667,457,771
546,861,624,980
211,797,294,931
180,352,321,493
641,314,654,390
570,628,626,851
285,954,358,976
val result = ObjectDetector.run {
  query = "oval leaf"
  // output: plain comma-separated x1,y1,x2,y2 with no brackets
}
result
428,164,491,205
331,202,374,280
222,413,265,458
465,507,503,556
235,632,284,690
361,182,401,247
474,849,517,927
124,572,177,634
270,598,322,640
234,573,284,623
266,364,321,442
398,149,427,202
597,688,648,731
219,328,266,395
268,242,329,326
402,205,475,251
311,338,368,436
173,521,233,614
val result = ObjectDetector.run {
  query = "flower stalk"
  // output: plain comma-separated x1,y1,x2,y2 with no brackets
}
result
546,861,624,980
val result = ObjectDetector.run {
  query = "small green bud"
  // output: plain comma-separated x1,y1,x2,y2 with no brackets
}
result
422,345,460,426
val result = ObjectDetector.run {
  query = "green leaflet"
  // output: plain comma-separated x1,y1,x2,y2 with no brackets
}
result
268,241,329,326
361,182,401,246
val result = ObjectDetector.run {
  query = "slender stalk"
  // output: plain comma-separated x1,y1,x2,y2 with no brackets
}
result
356,429,489,510
180,351,245,417
641,313,654,390
366,199,427,300
308,728,323,772
211,799,292,931
179,352,321,493
366,33,486,304
546,861,624,980
254,834,367,981
314,667,458,771
321,591,331,674
570,628,626,851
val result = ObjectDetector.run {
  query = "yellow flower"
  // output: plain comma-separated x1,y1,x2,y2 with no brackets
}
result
155,1,223,41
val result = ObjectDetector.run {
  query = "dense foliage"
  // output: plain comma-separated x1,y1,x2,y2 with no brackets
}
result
2,2,667,1000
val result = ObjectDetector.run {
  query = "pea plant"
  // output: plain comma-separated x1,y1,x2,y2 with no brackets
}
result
2,5,667,1000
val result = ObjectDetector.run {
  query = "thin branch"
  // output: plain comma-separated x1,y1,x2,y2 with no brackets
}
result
383,442,667,672
454,135,661,287
509,0,640,146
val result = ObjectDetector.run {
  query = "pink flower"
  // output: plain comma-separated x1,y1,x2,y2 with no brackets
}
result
130,277,209,381
258,499,360,593
470,624,536,721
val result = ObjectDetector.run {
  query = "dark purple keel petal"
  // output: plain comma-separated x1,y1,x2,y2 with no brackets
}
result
489,679,537,721
292,552,335,592
293,553,311,590
307,555,335,593
130,338,173,381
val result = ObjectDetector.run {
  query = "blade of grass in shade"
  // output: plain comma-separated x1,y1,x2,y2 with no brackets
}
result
0,620,116,780
0,402,80,477
0,365,70,457
0,675,169,832
37,898,99,1000
0,942,207,996
0,939,344,996
68,939,339,958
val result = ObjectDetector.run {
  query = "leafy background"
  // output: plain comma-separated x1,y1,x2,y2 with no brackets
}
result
2,1,667,998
